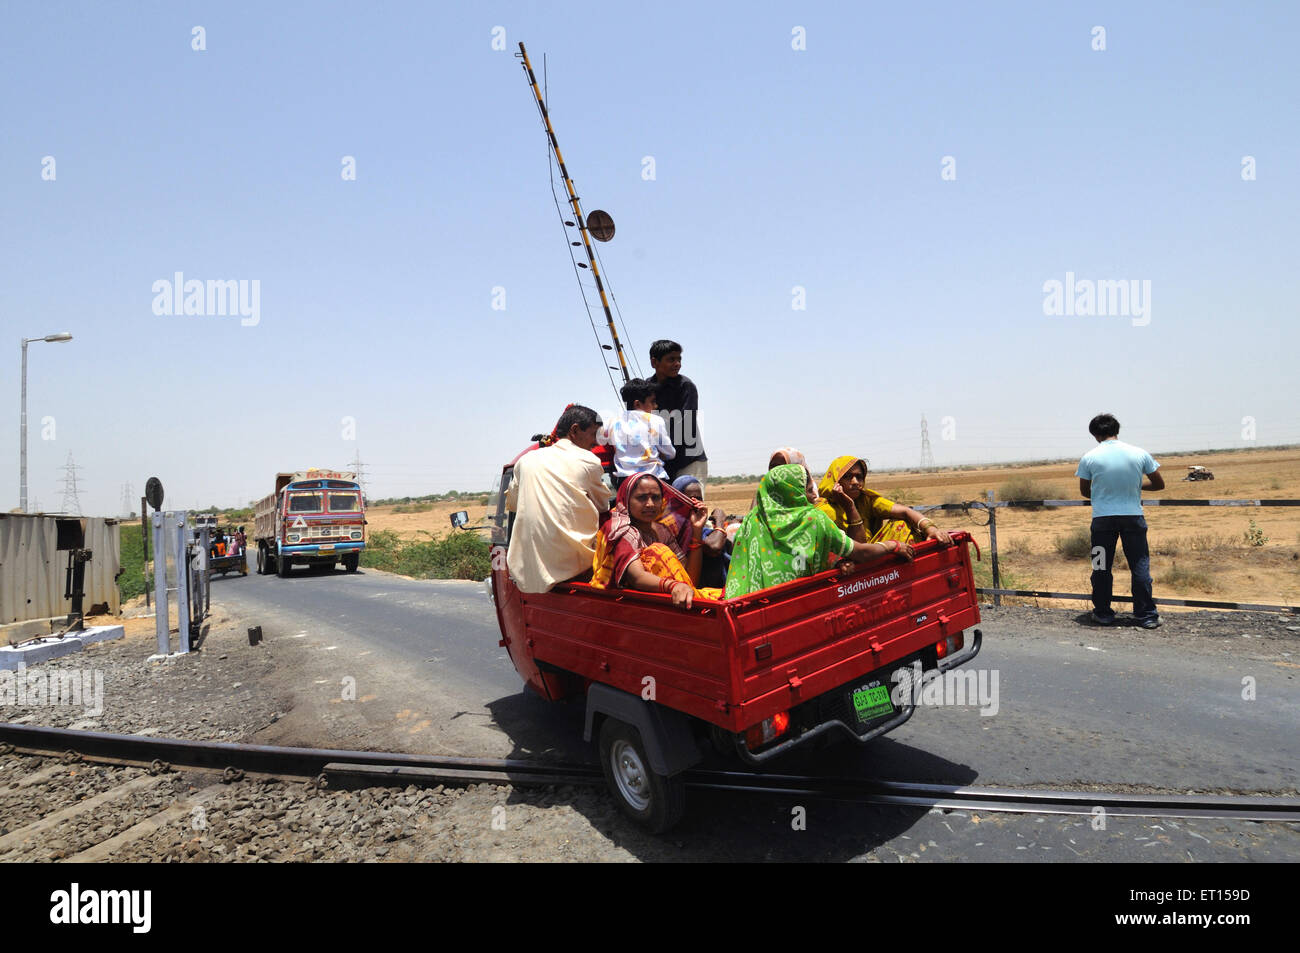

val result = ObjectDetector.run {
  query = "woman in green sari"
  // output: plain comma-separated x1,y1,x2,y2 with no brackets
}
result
724,464,911,598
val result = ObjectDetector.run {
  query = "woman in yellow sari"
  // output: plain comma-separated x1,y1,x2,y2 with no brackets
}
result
815,456,953,547
591,473,724,608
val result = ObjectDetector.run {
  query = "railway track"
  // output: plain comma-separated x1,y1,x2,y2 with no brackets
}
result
4,722,1298,825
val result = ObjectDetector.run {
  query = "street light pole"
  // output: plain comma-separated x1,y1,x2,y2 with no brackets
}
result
19,332,73,513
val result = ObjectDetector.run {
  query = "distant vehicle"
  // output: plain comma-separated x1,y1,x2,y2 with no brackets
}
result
253,469,366,577
192,515,248,577
1183,466,1215,482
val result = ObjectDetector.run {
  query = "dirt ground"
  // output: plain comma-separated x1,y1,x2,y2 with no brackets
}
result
365,446,1300,609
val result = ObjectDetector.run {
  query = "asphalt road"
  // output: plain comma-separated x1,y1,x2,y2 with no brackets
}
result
210,562,1300,861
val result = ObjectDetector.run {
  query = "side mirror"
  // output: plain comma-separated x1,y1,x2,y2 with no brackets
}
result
450,510,469,530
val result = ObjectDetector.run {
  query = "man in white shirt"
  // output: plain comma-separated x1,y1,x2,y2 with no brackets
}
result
505,405,611,593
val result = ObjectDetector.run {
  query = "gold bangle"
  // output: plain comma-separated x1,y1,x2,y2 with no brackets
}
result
847,519,863,527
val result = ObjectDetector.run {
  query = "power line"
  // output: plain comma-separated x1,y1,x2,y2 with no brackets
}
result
920,415,935,470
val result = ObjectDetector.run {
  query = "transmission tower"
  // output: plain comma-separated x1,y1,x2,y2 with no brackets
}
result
919,415,935,471
120,482,135,517
349,450,368,503
59,452,84,515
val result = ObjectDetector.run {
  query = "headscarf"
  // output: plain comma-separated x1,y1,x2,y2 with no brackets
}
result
724,464,855,598
770,447,817,499
768,447,808,470
671,474,702,495
815,455,895,536
750,447,817,513
595,473,695,587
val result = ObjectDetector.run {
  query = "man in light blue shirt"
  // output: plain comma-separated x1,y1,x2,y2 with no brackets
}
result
1076,414,1165,627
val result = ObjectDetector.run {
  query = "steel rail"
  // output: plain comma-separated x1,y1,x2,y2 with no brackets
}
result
3,723,1296,822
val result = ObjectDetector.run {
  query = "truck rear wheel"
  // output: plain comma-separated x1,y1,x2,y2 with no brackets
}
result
276,551,292,578
256,546,267,575
598,718,685,833
343,553,359,573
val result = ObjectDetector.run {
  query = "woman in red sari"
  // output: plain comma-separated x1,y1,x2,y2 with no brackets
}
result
591,473,723,608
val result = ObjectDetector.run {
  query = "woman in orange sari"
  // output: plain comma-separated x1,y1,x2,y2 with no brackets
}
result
591,473,723,608
815,455,953,547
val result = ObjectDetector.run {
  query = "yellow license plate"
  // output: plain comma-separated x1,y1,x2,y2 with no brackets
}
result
318,544,335,551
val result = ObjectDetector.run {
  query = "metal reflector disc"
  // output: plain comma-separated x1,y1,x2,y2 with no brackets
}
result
587,209,615,242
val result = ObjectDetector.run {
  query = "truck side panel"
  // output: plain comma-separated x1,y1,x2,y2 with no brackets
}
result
519,586,734,723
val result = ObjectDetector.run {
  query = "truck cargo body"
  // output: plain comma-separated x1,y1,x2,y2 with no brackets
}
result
487,453,984,829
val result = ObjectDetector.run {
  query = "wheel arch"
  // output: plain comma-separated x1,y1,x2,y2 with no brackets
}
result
584,683,702,777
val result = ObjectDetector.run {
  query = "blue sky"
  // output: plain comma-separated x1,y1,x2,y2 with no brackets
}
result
4,1,1297,514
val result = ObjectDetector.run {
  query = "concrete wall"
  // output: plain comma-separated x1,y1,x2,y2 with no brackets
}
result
0,515,121,624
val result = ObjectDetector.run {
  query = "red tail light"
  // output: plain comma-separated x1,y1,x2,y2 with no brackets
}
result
935,632,965,659
744,711,791,749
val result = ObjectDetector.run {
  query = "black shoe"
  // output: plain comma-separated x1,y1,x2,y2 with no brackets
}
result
1090,611,1114,626
1139,618,1161,629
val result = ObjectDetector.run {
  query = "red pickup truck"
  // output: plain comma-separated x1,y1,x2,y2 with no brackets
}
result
487,452,985,831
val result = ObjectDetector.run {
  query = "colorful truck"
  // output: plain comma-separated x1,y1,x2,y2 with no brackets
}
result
253,469,366,577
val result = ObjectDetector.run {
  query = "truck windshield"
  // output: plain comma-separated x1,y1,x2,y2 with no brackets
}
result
287,492,323,513
328,493,360,512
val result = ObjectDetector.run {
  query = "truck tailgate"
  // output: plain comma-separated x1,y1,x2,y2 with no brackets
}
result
722,535,980,727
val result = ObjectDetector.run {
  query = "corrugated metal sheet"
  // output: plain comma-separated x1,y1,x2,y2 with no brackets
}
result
0,515,121,624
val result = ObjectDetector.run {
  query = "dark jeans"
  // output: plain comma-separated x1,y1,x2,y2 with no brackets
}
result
1090,515,1156,622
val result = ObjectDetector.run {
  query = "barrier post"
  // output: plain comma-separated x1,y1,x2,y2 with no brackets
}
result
987,490,1001,607
175,514,191,654
152,512,169,655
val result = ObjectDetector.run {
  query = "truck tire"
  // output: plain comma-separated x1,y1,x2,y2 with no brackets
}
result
276,551,292,578
256,546,267,575
598,718,685,833
343,553,359,573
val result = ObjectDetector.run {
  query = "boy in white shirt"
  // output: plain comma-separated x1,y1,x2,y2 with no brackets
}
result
601,378,676,487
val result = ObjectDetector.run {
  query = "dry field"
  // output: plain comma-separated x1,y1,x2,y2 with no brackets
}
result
365,447,1300,610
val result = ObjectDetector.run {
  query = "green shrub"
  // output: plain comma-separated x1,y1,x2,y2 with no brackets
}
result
970,555,1022,592
360,530,491,580
117,524,149,602
1053,527,1092,559
1244,520,1268,547
997,476,1053,510
1161,562,1216,592
1002,535,1033,557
